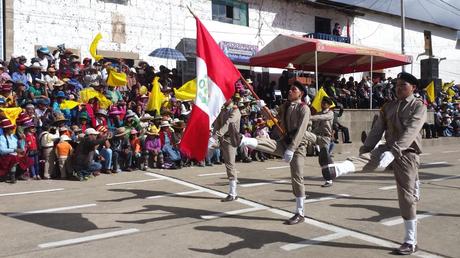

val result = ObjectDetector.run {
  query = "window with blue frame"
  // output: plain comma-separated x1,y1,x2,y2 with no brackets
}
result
212,0,248,26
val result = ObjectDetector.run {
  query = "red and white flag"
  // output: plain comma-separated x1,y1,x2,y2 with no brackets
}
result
180,16,241,161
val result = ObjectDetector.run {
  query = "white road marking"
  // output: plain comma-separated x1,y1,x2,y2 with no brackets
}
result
8,204,97,217
144,172,443,258
146,190,204,199
266,165,290,170
197,172,227,177
429,175,460,182
38,228,139,248
304,194,351,203
381,213,436,226
441,150,458,154
421,161,448,167
201,207,266,220
379,185,397,190
240,180,288,188
281,232,347,251
0,188,64,197
105,178,163,186
420,153,431,156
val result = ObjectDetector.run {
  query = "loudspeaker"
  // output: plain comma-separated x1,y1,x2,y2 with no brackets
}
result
420,58,439,79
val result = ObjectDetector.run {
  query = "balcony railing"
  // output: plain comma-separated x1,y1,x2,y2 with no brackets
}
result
304,33,350,43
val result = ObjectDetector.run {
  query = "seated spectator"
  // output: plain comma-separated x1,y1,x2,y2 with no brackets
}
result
159,121,181,169
0,119,24,183
70,128,105,180
111,127,132,172
143,126,163,169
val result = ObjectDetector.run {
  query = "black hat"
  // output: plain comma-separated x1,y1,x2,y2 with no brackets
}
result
322,96,333,105
397,72,418,87
292,81,307,97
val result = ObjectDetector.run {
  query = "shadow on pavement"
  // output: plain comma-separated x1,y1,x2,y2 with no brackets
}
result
115,204,284,224
98,189,220,202
1,212,118,233
189,225,390,255
330,203,460,222
273,190,395,202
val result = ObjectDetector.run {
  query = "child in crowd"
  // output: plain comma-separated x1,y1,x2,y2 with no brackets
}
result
55,135,73,179
24,122,39,180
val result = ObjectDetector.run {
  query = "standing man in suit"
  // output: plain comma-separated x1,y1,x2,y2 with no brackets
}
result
238,81,311,225
210,98,242,202
323,72,426,255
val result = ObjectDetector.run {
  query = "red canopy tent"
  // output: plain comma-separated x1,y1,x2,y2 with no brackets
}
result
250,34,412,74
249,34,413,109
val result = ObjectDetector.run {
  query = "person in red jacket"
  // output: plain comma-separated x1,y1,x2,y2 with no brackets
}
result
24,122,40,180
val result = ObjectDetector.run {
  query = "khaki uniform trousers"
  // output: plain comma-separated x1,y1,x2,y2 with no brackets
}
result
348,145,419,220
220,141,237,180
57,156,69,179
42,147,56,178
255,137,307,198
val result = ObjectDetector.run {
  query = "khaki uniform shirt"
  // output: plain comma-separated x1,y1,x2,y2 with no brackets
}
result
311,109,334,137
278,100,311,152
363,94,427,158
213,105,241,147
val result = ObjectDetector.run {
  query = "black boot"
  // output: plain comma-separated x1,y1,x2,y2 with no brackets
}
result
6,172,16,184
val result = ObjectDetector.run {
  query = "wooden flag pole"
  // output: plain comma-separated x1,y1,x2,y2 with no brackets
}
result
239,75,285,135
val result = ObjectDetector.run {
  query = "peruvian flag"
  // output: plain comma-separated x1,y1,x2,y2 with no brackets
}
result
180,17,241,161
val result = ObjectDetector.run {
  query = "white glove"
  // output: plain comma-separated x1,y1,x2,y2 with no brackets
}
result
256,99,266,109
283,149,294,163
378,151,394,169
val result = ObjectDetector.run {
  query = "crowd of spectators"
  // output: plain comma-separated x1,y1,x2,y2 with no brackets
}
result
0,46,458,184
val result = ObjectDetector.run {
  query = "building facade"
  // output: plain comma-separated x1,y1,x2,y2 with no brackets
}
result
2,0,459,82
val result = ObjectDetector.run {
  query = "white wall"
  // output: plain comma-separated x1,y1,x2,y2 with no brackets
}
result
353,12,460,82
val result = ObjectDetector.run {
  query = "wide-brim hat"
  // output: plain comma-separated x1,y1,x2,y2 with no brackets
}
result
285,63,296,70
154,114,162,120
125,110,136,119
54,80,65,87
53,113,68,124
160,109,173,116
23,121,35,129
56,91,66,98
17,112,32,124
172,120,186,129
0,119,14,129
245,78,253,84
159,120,170,128
31,62,42,69
37,47,50,54
95,125,108,133
0,83,12,91
96,109,108,116
34,78,46,85
146,126,160,136
60,135,71,141
115,127,128,137
140,113,153,121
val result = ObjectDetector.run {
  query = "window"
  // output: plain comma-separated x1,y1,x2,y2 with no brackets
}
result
212,0,248,26
315,16,331,34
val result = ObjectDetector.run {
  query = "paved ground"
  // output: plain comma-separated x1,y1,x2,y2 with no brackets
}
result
1,141,459,258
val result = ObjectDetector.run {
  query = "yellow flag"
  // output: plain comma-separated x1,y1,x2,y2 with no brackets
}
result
60,100,80,110
173,78,197,101
106,68,127,87
425,81,435,103
146,77,165,113
311,87,335,112
89,33,103,61
0,107,22,125
79,88,112,109
442,81,454,92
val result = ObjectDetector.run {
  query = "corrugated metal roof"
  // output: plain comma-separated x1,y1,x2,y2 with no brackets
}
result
325,0,460,30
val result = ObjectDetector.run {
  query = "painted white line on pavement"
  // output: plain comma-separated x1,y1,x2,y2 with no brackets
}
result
420,153,431,156
0,188,64,197
441,150,459,154
421,161,448,166
146,190,204,199
379,185,397,190
201,207,266,220
281,232,347,251
304,194,351,204
381,213,436,226
197,172,226,177
429,175,460,182
38,228,139,248
266,166,290,170
106,178,163,186
240,180,288,188
144,172,443,258
8,204,97,217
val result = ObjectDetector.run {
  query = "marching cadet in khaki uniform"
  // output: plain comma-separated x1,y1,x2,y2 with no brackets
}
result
323,72,426,255
210,99,241,202
239,81,311,225
305,97,335,187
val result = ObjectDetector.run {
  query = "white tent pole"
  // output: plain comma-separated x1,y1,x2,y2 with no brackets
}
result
370,55,373,110
315,50,318,92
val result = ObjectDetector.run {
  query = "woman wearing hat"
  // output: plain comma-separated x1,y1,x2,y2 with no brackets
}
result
159,120,181,169
143,126,163,169
110,127,132,172
0,119,24,183
28,78,49,101
26,62,44,84
95,109,108,128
